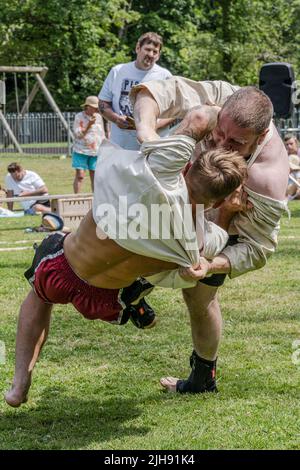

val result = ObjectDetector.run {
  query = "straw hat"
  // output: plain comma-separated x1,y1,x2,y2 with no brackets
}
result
289,154,300,171
81,96,99,109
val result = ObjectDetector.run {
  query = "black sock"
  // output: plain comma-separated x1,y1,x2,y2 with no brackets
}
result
196,354,217,368
176,350,218,393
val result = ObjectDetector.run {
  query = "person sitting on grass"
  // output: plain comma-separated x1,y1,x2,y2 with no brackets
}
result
5,162,51,215
5,107,247,408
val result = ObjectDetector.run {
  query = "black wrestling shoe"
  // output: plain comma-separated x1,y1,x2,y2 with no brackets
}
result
121,278,154,306
124,298,157,329
176,350,218,394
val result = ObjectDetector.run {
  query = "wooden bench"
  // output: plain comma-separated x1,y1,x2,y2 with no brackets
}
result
0,193,93,230
50,195,93,230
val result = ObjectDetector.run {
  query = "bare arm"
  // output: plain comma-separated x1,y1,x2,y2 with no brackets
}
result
99,100,135,130
131,75,238,143
156,117,176,130
103,118,111,139
133,90,177,140
19,185,48,197
133,89,160,142
6,189,14,211
82,116,96,137
74,114,97,139
134,87,220,144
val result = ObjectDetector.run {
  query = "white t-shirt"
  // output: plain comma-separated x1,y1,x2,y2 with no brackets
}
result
5,170,48,210
99,61,172,150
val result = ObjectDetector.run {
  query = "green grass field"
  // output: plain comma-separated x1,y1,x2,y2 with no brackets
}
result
0,156,299,450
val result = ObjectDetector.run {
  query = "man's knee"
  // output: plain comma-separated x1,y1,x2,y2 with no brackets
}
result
182,284,219,316
33,203,47,213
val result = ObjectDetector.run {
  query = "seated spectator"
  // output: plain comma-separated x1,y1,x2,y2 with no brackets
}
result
5,162,51,215
72,96,105,193
0,185,6,202
284,133,300,157
0,185,8,214
287,154,300,200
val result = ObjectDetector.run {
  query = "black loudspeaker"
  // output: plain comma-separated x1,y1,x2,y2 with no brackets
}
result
259,62,295,118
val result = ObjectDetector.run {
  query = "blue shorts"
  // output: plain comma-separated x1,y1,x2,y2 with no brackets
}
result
72,152,97,171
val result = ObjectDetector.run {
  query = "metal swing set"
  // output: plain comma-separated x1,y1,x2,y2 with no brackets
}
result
0,66,73,153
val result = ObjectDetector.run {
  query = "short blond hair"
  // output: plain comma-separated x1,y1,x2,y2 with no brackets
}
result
187,148,247,202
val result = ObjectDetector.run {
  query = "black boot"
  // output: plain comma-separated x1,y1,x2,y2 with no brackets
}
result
121,278,154,305
120,279,156,329
176,350,218,393
124,298,156,329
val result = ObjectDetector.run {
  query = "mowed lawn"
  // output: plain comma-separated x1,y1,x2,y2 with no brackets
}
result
0,156,299,450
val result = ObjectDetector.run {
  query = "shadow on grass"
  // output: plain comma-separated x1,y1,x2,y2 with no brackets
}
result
0,225,35,232
217,365,300,402
0,262,30,269
0,389,149,450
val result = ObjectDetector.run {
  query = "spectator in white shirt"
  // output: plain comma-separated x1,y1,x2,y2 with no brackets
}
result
5,162,50,215
99,32,173,150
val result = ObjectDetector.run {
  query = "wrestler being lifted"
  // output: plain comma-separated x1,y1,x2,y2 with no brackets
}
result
5,106,247,407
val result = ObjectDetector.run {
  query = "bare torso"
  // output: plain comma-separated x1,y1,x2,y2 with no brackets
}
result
63,211,177,289
246,126,289,200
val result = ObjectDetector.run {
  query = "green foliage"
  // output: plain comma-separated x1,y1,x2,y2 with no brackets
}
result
0,0,140,109
0,0,299,109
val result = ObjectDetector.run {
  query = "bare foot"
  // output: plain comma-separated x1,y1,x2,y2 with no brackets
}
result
4,382,30,408
160,376,179,392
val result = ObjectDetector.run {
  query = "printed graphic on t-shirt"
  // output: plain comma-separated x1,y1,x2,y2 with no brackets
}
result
119,78,140,116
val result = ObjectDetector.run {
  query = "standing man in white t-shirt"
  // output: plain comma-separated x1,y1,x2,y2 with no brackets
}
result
98,32,173,150
5,162,50,215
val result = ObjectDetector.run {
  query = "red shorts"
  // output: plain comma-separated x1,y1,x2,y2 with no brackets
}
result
25,233,124,323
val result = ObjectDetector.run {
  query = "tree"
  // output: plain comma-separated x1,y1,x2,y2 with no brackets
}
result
0,0,140,110
0,0,298,109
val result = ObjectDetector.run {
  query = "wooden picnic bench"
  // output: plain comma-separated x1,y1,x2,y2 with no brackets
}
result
0,193,93,230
